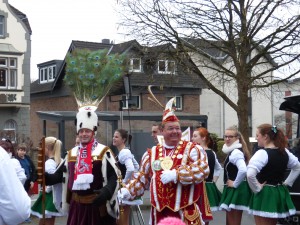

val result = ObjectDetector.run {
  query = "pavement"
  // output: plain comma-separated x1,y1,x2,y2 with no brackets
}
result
25,171,245,225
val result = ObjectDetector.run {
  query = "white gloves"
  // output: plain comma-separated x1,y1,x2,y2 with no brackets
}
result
160,169,177,184
117,187,131,201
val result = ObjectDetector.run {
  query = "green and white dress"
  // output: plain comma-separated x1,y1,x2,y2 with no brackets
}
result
247,148,300,218
31,158,66,218
205,149,222,211
219,141,252,211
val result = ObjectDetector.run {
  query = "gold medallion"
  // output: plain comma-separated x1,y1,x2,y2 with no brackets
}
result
160,156,173,170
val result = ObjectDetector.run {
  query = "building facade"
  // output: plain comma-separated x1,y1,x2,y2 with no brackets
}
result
0,1,31,142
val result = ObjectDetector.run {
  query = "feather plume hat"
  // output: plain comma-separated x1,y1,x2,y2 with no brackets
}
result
64,48,127,133
147,85,179,124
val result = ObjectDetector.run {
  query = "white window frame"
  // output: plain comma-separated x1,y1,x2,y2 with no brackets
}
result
4,119,17,143
158,60,175,74
0,57,17,89
122,95,141,109
40,65,56,83
129,58,142,72
166,96,182,110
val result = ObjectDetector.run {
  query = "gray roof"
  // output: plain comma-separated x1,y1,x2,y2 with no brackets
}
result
31,39,205,96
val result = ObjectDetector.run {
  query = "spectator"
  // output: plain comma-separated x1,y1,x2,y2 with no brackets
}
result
16,143,38,193
0,139,26,185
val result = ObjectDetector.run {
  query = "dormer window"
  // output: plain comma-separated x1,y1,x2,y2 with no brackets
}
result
129,58,141,72
39,65,56,83
158,60,175,74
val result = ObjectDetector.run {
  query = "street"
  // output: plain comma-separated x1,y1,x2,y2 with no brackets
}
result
27,205,255,225
28,209,255,225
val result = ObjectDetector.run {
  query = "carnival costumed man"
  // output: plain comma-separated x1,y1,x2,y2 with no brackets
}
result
118,92,210,225
61,48,126,225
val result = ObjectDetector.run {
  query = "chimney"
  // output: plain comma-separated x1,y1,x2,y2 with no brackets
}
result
102,39,110,44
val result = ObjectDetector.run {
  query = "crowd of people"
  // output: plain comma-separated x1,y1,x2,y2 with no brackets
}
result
1,97,300,225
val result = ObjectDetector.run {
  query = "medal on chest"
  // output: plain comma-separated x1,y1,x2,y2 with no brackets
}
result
155,141,183,171
160,156,173,170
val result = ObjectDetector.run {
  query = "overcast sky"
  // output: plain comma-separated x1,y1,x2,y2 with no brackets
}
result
9,0,127,81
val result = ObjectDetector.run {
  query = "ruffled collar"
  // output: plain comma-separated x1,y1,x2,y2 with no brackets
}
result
222,140,242,154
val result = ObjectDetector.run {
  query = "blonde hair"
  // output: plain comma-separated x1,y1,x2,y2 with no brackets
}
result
225,126,250,163
45,136,62,165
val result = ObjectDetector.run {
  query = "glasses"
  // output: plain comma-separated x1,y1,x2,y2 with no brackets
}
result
224,135,237,139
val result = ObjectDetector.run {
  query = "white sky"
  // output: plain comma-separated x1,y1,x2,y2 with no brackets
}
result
8,0,128,81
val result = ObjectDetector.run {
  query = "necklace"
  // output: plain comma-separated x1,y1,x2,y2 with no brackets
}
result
158,141,183,170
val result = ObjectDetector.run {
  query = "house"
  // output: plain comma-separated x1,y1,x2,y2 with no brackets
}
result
183,39,276,138
30,39,207,160
0,1,31,142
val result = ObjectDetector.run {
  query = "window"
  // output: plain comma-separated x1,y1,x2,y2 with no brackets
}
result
0,57,17,89
129,58,141,72
122,95,141,109
0,16,4,37
158,60,175,74
166,96,182,110
4,119,17,143
39,65,56,83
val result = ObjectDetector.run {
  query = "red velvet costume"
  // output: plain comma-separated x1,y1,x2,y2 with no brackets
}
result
126,140,209,225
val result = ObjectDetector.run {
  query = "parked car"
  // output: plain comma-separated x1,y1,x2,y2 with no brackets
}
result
279,95,300,225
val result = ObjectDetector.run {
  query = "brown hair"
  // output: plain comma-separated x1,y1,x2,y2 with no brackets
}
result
115,129,132,145
257,123,286,153
17,143,27,151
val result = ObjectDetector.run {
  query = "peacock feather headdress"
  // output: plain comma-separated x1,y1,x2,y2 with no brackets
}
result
64,48,127,109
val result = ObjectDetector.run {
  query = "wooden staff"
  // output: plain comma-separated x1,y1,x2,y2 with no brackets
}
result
37,137,46,224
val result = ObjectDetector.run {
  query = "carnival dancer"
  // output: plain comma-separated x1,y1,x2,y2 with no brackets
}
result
113,129,141,225
118,97,210,225
31,137,66,225
219,126,252,225
247,124,300,225
192,127,222,225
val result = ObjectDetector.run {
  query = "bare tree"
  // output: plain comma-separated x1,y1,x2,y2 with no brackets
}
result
116,0,300,149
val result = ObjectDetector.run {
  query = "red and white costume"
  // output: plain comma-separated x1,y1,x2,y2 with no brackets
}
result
124,140,209,225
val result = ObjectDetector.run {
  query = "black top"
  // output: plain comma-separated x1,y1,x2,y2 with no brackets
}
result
206,149,215,182
257,148,288,185
116,155,126,179
223,148,243,184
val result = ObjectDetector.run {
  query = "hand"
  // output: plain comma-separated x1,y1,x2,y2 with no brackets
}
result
160,169,177,184
30,182,34,189
226,179,234,187
117,188,131,201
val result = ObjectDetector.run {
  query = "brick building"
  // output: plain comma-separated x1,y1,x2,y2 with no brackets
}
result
30,39,207,160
